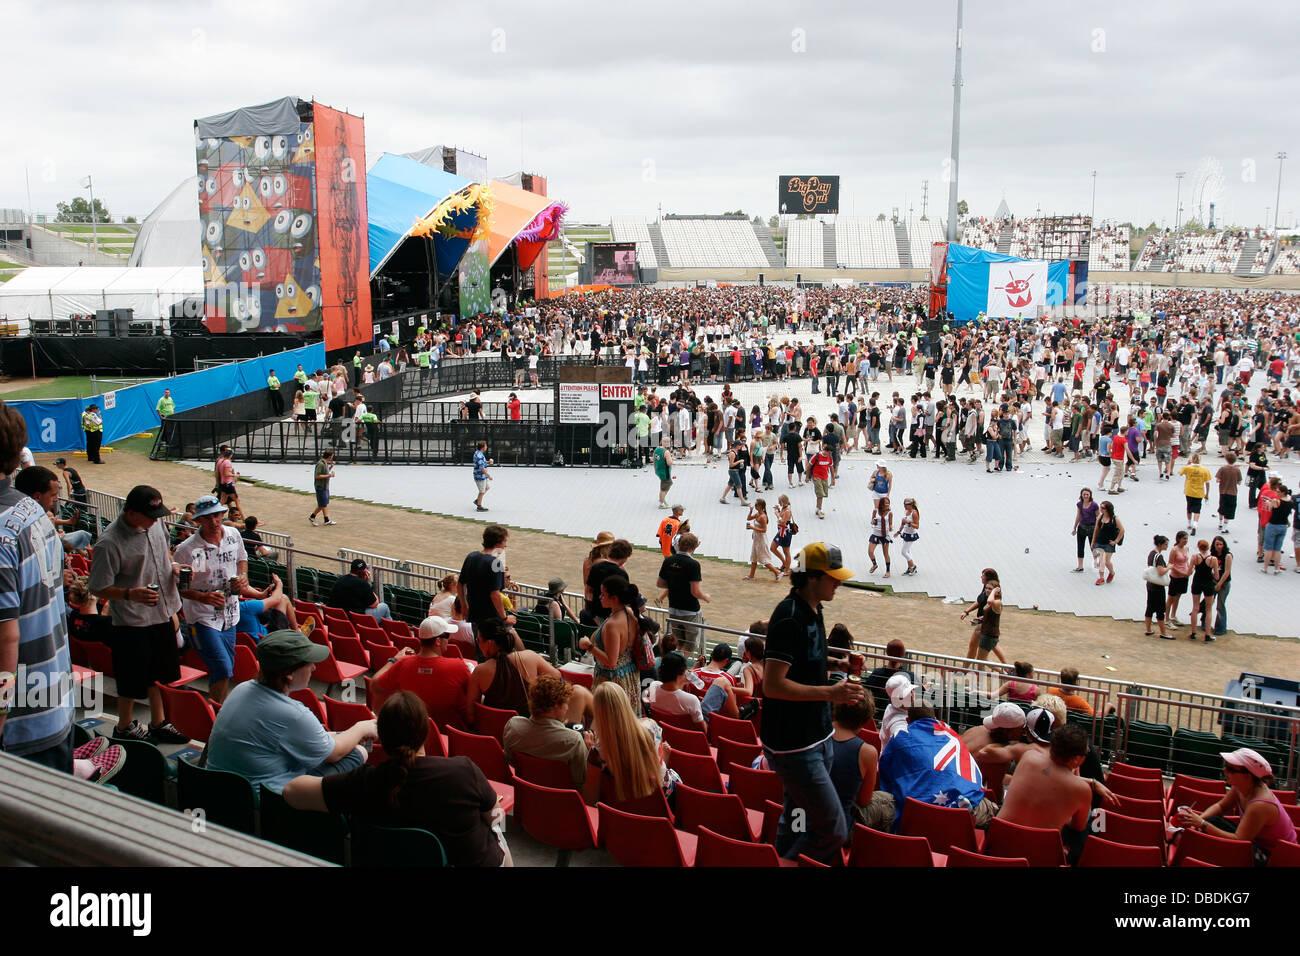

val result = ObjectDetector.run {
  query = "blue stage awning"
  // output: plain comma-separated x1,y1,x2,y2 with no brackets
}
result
366,153,479,278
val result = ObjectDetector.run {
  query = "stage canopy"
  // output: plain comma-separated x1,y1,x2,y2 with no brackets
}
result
486,180,566,270
366,153,491,279
128,176,203,268
0,266,202,325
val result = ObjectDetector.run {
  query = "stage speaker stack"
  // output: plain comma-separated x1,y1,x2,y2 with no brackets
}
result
111,308,135,336
169,317,208,336
75,314,96,335
32,319,54,335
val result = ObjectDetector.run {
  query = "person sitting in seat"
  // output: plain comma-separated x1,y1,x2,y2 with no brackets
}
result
1047,667,1096,716
503,676,591,788
996,723,1094,863
863,638,914,718
830,698,879,839
327,558,391,623
584,682,678,807
1174,747,1298,865
205,630,375,793
369,616,472,730
960,702,1025,803
644,651,706,729
283,691,509,866
468,617,592,726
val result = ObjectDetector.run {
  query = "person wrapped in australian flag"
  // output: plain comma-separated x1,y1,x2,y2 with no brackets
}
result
878,713,988,829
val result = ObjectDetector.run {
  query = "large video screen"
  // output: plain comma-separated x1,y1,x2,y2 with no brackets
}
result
778,175,840,215
591,242,638,285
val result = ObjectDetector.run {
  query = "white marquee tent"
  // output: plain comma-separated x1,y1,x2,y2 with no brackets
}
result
0,266,203,331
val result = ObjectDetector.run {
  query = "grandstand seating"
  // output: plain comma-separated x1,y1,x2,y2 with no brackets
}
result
1273,240,1300,274
784,219,825,268
908,218,945,266
659,217,767,268
834,218,900,268
609,217,659,269
961,218,1002,251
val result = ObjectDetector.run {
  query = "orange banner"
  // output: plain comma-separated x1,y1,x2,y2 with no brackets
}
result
314,103,372,351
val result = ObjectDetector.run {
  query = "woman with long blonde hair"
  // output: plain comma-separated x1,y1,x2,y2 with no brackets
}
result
582,682,673,805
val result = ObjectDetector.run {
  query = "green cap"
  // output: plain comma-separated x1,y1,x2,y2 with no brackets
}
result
257,629,329,672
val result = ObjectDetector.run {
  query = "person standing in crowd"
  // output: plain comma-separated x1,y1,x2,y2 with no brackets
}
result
214,446,239,508
898,497,921,576
1216,452,1242,534
657,532,709,658
309,449,336,526
1071,487,1098,573
1261,483,1294,575
868,497,893,577
1143,534,1172,640
868,461,892,518
762,542,864,863
267,369,284,416
1092,500,1124,585
1179,453,1213,535
155,388,175,422
578,577,644,714
771,494,795,576
744,499,783,582
656,504,687,556
653,442,674,508
1208,535,1234,642
174,495,257,703
0,403,75,772
472,440,494,512
808,443,833,519
81,403,103,465
86,485,189,744
53,457,88,508
1166,530,1191,627
1186,538,1217,642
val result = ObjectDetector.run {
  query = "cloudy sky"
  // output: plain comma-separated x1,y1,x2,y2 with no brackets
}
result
5,0,1297,229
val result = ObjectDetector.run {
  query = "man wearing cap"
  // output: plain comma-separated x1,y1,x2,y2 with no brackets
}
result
87,485,188,744
368,615,472,730
206,629,375,792
328,558,392,624
656,505,688,557
961,702,1026,802
174,495,256,704
879,673,918,746
81,403,103,464
762,541,864,862
0,401,75,771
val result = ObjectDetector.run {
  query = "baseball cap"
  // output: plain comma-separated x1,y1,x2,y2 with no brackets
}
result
191,495,228,519
350,558,369,573
1220,747,1272,777
794,542,853,581
1025,707,1055,744
124,485,170,519
983,702,1028,731
53,457,67,466
257,628,329,672
886,674,918,708
418,615,457,640
670,504,684,514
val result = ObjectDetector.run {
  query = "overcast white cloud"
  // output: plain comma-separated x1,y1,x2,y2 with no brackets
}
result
4,0,1297,229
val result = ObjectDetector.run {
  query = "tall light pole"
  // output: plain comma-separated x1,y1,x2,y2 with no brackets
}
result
1090,170,1097,223
945,0,964,242
1173,171,1185,289
1273,151,1286,237
82,174,99,255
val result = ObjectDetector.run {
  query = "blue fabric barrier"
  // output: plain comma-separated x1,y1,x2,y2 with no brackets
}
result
9,342,325,453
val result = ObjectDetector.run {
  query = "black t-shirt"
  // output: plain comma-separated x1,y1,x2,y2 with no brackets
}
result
804,426,822,447
466,398,482,420
328,395,347,418
762,592,831,752
1249,451,1268,482
68,610,111,644
658,553,702,612
459,550,505,623
321,756,503,867
328,574,378,614
823,429,842,454
1270,499,1294,526
585,560,628,619
782,431,802,458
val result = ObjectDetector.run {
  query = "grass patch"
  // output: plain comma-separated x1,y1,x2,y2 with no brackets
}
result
0,375,161,400
106,430,160,458
43,224,135,235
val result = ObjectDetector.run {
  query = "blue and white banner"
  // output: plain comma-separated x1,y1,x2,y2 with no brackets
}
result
946,243,1069,323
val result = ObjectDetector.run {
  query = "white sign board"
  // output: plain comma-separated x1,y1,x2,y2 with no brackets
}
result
102,391,116,410
558,383,600,424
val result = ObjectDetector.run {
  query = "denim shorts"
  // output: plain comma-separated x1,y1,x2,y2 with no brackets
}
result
190,622,236,681
1263,523,1288,552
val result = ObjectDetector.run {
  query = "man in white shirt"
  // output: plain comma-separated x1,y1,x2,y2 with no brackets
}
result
1115,345,1131,374
644,651,705,729
173,495,254,703
1236,353,1254,385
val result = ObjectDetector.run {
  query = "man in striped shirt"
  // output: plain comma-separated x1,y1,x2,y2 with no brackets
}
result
0,401,74,771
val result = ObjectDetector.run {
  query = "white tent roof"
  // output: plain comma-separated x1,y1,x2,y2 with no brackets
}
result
0,266,202,329
128,176,202,267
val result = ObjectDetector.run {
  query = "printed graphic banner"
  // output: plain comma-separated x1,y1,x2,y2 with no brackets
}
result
985,260,1047,318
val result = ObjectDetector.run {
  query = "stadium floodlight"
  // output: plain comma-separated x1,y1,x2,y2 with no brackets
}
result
945,0,964,242
1274,152,1287,237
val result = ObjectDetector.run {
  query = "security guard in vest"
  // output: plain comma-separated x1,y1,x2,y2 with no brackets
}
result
82,403,103,464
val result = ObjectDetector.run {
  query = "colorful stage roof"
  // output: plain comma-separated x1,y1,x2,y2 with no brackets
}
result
366,153,488,278
486,180,566,269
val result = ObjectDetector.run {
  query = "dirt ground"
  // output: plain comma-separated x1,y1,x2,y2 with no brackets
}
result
46,444,1300,699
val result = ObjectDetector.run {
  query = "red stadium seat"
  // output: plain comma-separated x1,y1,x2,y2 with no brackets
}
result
597,803,696,867
1112,794,1166,821
1181,857,1218,867
473,704,517,743
797,853,831,867
1110,761,1162,781
1079,835,1165,867
673,783,762,842
983,817,1066,867
235,631,259,650
289,688,328,726
1165,786,1224,817
696,827,794,867
1092,809,1166,848
649,706,700,733
153,682,215,743
424,719,448,758
323,696,374,732
1105,772,1165,802
1267,840,1300,867
667,748,728,794
380,618,412,642
899,797,984,855
513,778,598,863
511,751,577,790
446,725,512,783
849,824,942,867
714,736,763,774
761,800,783,846
231,645,259,685
706,712,758,747
1170,829,1254,867
311,647,367,689
659,721,713,757
330,634,369,670
857,728,882,751
363,639,397,671
946,846,1028,867
727,762,784,812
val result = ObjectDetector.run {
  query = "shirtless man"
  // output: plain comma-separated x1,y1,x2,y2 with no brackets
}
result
997,724,1093,843
961,702,1025,803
